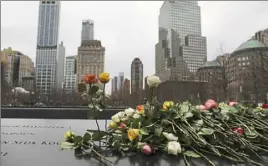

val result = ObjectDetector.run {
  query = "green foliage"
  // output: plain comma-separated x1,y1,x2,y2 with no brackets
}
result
88,86,99,95
62,80,268,166
83,133,91,142
140,128,149,135
183,150,201,158
92,131,106,141
154,126,163,137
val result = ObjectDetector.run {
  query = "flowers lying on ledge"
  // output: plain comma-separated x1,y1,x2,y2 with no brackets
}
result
61,73,268,166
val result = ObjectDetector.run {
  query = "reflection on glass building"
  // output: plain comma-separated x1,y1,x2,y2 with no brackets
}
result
35,1,61,94
155,1,207,81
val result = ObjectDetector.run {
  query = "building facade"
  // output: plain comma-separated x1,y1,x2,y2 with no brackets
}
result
63,56,76,92
131,58,143,94
18,55,35,86
81,19,94,41
226,40,268,102
22,76,35,92
76,40,105,89
1,48,34,87
35,1,60,94
111,76,118,94
216,53,231,67
251,28,268,45
155,1,207,81
197,61,225,101
1,47,18,85
56,41,65,90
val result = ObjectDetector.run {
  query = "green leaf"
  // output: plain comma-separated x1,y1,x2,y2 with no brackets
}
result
154,126,163,136
83,133,91,142
60,142,75,149
140,127,149,135
245,129,258,139
195,119,204,127
92,131,106,141
229,107,239,113
138,134,143,141
88,86,99,95
161,119,171,125
173,114,181,119
183,150,201,158
184,112,193,119
88,104,94,109
181,105,189,114
95,105,102,112
74,136,83,144
200,128,215,135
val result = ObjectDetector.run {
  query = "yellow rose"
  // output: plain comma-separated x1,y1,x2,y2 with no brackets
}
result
163,101,174,110
109,121,117,129
64,131,75,139
99,72,110,84
128,129,139,141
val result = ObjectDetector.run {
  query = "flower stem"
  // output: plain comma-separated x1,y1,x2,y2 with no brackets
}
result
103,83,107,131
183,154,191,166
89,84,101,147
191,148,216,166
82,142,115,164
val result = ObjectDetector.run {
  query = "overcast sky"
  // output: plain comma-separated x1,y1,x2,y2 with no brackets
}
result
1,1,268,92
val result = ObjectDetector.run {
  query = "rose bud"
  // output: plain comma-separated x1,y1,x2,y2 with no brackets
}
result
229,101,238,107
204,99,218,110
232,127,244,135
119,123,127,128
141,144,153,155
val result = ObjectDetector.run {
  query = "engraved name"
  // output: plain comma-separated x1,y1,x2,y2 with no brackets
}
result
1,132,35,136
1,125,64,128
1,140,60,145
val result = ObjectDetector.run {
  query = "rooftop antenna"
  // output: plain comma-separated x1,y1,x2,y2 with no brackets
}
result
220,42,224,55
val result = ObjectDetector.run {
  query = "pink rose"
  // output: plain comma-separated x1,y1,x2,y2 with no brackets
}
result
141,144,153,155
229,101,238,107
200,105,207,110
232,127,244,135
119,123,127,128
204,99,217,110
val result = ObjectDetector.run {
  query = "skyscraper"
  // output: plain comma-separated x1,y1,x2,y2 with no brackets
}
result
81,19,94,42
35,1,60,94
155,1,207,81
131,58,143,94
63,56,76,92
56,41,65,90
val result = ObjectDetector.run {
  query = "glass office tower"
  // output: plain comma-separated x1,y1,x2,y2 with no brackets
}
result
156,1,207,81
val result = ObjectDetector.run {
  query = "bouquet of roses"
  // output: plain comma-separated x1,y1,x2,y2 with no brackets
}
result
61,73,268,166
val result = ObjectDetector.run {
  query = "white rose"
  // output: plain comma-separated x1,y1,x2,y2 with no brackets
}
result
124,108,135,117
163,132,178,141
167,141,181,155
111,113,120,123
147,75,161,88
133,113,141,119
118,111,126,118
